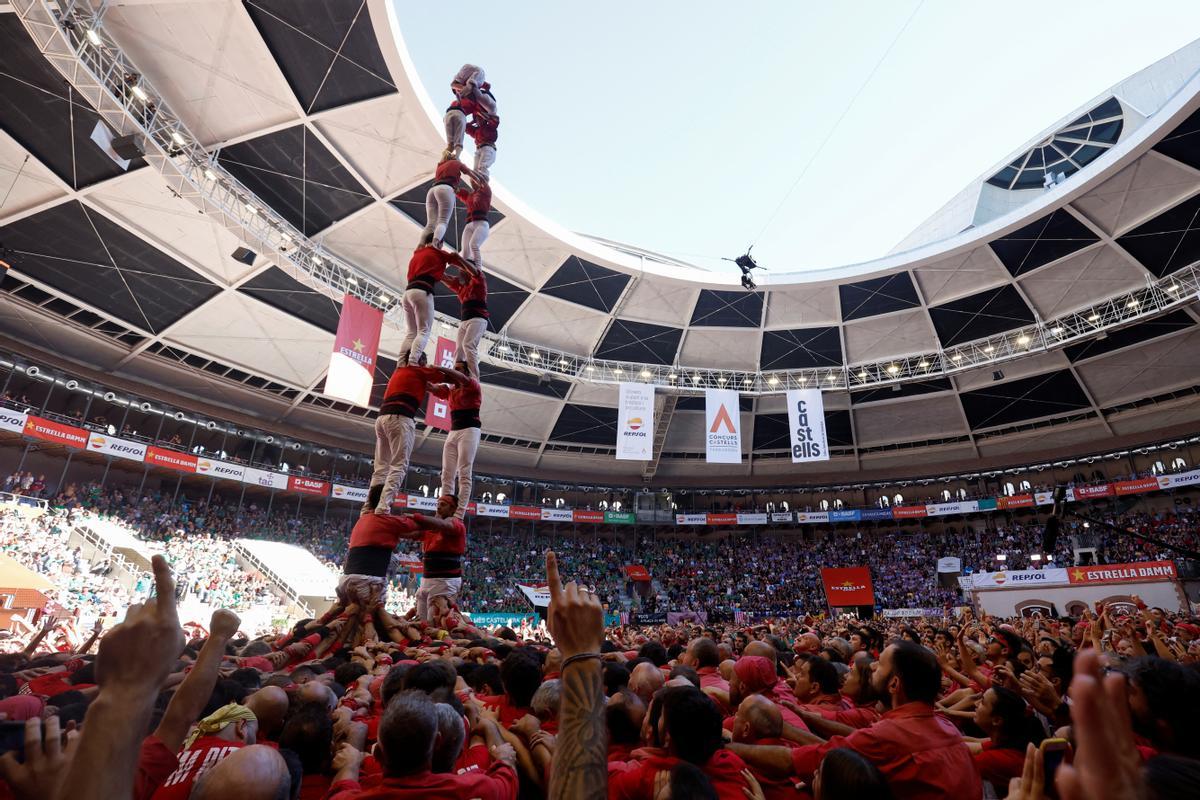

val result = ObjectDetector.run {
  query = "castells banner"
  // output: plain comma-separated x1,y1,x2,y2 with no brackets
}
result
820,566,875,607
615,382,654,461
786,389,829,463
325,293,383,408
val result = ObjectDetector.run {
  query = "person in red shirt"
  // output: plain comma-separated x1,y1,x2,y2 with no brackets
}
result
366,357,465,515
728,641,982,800
187,744,290,800
324,690,518,799
442,64,499,179
418,157,464,250
455,171,492,271
969,686,1044,797
441,270,488,379
404,493,469,621
730,695,806,800
151,703,258,800
398,245,471,366
428,360,482,521
681,636,730,695
336,513,421,611
728,655,807,731
608,685,752,800
790,654,844,712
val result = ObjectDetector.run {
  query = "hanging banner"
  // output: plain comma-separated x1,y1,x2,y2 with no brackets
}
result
796,511,830,524
196,458,245,481
509,506,542,521
970,568,1069,588
23,416,88,449
288,475,330,496
1113,477,1160,496
243,467,288,490
820,567,874,607
786,388,829,462
936,557,962,573
1068,560,1177,585
624,565,651,581
541,507,573,522
737,512,769,525
331,484,369,503
605,511,635,525
997,494,1034,509
404,494,437,511
830,509,861,522
0,408,28,433
475,503,510,518
517,583,551,608
859,508,893,521
86,432,147,462
145,446,197,473
615,382,654,460
573,510,604,523
770,512,794,523
707,513,738,525
325,293,383,407
1074,483,1113,499
676,513,708,525
423,336,459,431
926,500,980,517
1158,469,1200,489
892,505,928,519
704,389,742,463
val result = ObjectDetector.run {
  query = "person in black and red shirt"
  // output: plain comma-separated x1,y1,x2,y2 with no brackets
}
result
428,360,483,520
367,355,466,515
441,267,488,380
406,492,468,621
442,63,499,179
456,171,492,272
398,244,471,367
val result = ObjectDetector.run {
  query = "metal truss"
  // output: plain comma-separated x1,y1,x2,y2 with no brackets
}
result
15,0,1200,401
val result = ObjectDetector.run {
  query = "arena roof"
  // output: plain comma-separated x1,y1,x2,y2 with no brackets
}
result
3,1,1200,486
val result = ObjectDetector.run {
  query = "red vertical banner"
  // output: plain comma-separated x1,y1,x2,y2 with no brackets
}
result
325,294,383,407
820,567,875,607
423,336,458,431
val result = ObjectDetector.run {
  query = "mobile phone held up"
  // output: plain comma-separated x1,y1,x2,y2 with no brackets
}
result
1041,737,1073,790
0,720,26,763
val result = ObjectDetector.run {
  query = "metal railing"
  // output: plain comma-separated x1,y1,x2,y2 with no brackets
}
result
11,1,1200,397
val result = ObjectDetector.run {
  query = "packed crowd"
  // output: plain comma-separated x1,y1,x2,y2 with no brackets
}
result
0,547,1196,800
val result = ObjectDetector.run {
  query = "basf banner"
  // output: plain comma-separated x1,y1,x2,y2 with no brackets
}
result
87,432,146,462
786,388,829,463
288,476,330,496
704,389,741,464
325,293,383,407
820,567,874,607
615,383,654,460
423,336,458,431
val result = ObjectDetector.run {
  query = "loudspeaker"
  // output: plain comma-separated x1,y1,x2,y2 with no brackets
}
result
231,247,257,266
111,134,144,161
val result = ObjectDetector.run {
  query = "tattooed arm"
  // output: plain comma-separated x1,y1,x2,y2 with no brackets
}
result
545,552,607,800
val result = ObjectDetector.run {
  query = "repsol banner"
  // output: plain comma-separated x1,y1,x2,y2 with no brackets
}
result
796,512,830,524
970,568,1069,588
540,507,573,522
615,382,654,460
676,513,708,525
786,388,829,462
0,408,28,434
475,503,509,518
331,484,369,502
196,458,245,481
926,500,980,517
87,432,146,462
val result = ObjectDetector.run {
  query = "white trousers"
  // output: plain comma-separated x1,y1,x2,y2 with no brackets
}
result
370,414,416,513
461,220,490,269
440,426,481,520
416,576,462,622
474,144,496,181
456,317,487,379
444,108,465,154
420,184,456,246
398,288,434,365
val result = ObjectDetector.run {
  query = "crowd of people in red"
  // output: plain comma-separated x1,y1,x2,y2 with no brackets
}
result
0,544,1196,800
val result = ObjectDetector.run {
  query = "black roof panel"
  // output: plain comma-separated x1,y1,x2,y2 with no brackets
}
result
991,209,1100,277
760,327,843,370
1116,192,1200,278
959,370,1091,430
549,403,618,445
478,362,571,399
218,125,372,236
928,285,1035,347
690,289,764,327
540,256,631,313
851,377,954,405
244,0,396,114
238,266,342,334
1065,310,1195,363
595,320,683,365
839,272,921,321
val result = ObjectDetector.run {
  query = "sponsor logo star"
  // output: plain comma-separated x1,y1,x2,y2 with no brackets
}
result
1072,568,1086,581
352,338,365,352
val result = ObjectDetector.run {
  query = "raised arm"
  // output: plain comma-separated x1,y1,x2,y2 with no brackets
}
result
57,556,185,800
152,608,241,753
427,383,451,399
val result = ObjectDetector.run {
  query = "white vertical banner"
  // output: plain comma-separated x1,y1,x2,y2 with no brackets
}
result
615,382,654,460
786,388,829,463
704,389,742,463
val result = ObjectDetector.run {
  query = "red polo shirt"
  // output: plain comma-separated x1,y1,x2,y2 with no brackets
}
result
325,763,517,800
789,702,981,800
697,666,730,693
974,740,1026,792
608,748,750,800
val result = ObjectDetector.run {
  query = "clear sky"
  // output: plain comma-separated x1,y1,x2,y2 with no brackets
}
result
397,2,1200,277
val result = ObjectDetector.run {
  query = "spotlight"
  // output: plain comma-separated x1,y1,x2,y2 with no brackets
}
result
207,421,218,431
86,29,101,46
103,392,117,402
140,401,152,411
27,365,40,379
129,83,148,102
174,411,186,421
65,380,79,390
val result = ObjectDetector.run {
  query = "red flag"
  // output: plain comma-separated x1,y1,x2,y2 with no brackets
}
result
325,294,383,407
423,336,458,431
820,567,874,607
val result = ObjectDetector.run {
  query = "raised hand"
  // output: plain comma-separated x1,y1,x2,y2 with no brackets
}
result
546,551,602,658
96,555,184,692
209,608,241,640
0,716,78,800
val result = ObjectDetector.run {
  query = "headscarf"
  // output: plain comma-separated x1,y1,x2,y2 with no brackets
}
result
733,656,775,694
183,703,257,749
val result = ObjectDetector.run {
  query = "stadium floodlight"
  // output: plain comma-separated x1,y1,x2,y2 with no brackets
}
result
86,28,100,46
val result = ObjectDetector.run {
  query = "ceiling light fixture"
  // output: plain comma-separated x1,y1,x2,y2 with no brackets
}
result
767,376,779,386
130,84,148,102
530,351,540,360
86,29,101,46
1016,334,1030,346
170,131,186,146
983,345,995,353
886,364,900,375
